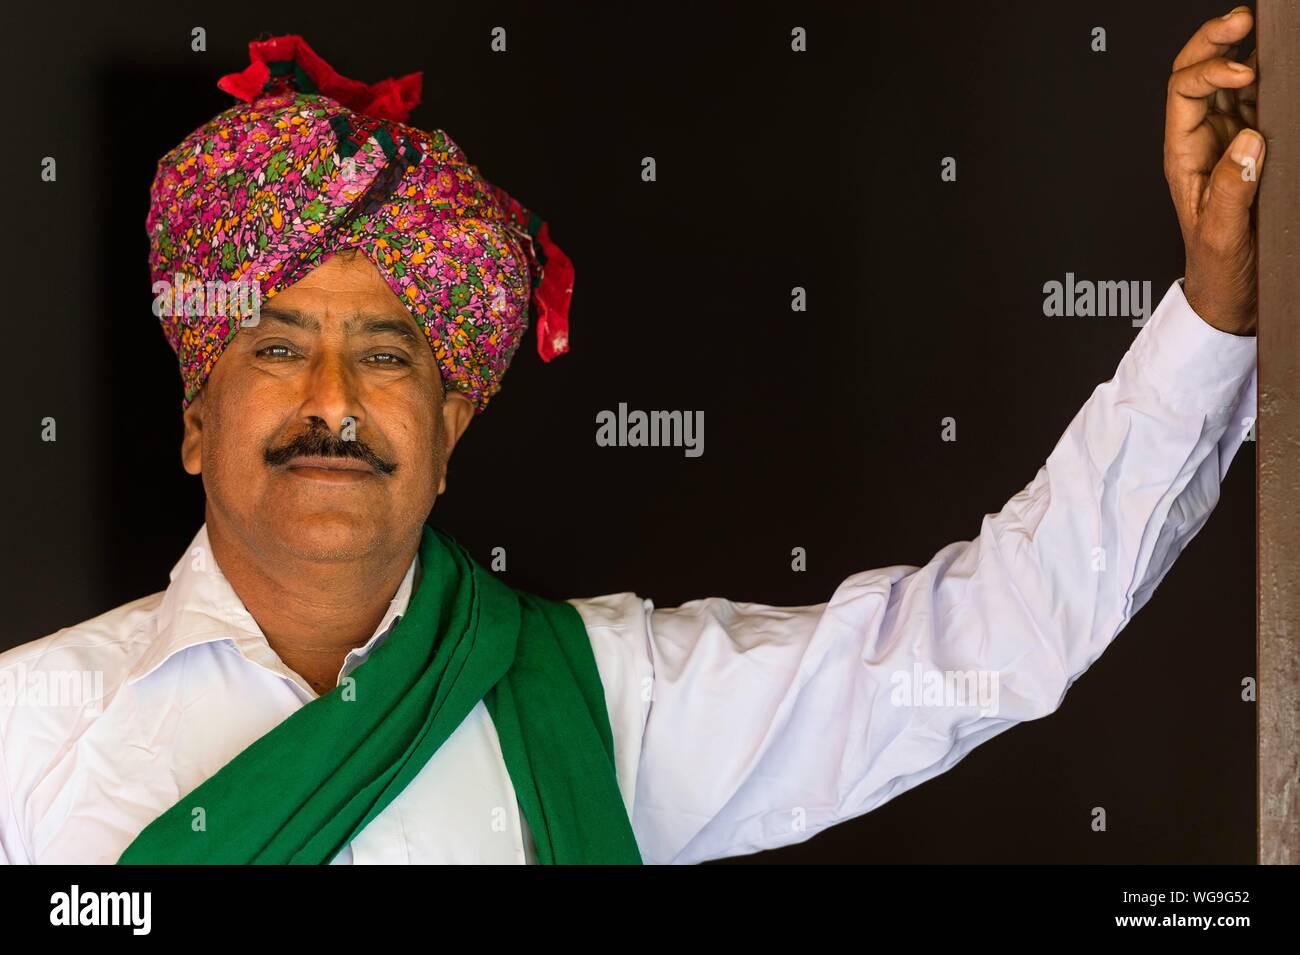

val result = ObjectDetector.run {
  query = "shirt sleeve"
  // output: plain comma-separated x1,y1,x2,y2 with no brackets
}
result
582,279,1257,865
0,735,22,864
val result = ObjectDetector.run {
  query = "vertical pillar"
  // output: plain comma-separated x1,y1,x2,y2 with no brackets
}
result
1256,0,1300,866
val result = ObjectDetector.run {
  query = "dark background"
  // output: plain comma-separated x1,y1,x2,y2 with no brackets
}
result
0,1,1256,862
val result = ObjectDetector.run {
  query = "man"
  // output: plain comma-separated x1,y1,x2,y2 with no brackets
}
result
0,11,1264,864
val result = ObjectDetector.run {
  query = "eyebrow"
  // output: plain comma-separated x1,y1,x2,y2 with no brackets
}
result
256,306,423,346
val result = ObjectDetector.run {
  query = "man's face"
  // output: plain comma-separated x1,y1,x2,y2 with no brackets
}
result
180,250,476,563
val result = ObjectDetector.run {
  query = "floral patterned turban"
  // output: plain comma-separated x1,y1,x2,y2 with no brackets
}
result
148,35,573,413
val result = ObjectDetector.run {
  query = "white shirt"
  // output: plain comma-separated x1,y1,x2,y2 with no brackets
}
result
0,280,1258,865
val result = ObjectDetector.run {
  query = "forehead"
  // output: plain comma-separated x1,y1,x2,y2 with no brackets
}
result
268,252,417,321
277,250,400,299
257,252,425,343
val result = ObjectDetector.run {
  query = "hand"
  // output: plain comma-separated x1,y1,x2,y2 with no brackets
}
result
1164,5,1264,336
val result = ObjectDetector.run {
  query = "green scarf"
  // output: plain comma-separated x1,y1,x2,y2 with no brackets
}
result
118,524,643,864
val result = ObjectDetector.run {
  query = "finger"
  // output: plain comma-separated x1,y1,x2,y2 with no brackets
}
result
1167,57,1256,137
1173,6,1254,71
1205,112,1245,149
1200,128,1265,241
1234,47,1258,97
1238,48,1259,127
1214,45,1241,113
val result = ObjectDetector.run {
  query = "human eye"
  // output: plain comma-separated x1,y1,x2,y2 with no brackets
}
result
362,352,409,366
254,343,301,360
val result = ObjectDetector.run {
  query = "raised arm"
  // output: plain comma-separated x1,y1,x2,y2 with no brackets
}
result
579,278,1255,863
572,9,1265,864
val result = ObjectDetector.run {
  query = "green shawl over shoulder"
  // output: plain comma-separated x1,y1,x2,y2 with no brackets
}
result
118,524,643,864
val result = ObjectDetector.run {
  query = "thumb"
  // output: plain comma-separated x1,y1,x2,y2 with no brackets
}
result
1201,128,1265,242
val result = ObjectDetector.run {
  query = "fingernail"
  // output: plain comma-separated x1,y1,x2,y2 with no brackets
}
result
1228,61,1252,72
1222,4,1249,18
1232,130,1263,163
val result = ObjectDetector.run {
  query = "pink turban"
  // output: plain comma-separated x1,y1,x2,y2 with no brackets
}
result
147,35,573,413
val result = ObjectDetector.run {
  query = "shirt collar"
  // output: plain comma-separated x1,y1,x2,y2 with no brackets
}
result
126,523,420,687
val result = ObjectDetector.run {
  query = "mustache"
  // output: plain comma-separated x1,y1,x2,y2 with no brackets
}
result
264,425,398,475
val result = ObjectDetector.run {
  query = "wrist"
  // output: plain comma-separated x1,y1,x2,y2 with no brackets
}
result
1182,277,1256,336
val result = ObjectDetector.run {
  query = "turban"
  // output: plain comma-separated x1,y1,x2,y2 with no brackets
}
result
147,35,573,414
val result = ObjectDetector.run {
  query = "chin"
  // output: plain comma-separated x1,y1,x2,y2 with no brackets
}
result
268,510,386,563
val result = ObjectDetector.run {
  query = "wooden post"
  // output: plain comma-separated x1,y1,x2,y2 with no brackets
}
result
1256,0,1300,866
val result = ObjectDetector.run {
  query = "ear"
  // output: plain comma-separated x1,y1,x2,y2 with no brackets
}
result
436,391,476,496
181,392,204,476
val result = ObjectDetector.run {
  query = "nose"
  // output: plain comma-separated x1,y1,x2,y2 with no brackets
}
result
298,346,364,438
